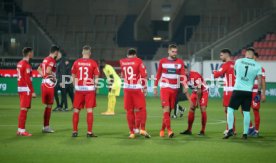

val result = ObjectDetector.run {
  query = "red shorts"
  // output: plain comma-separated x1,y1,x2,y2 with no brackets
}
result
73,91,96,109
160,88,178,109
191,91,209,107
251,92,260,110
223,91,233,107
19,92,32,108
41,84,54,105
124,89,146,111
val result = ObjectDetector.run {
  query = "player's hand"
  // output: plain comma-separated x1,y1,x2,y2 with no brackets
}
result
32,92,37,98
153,87,158,96
254,91,261,103
59,83,64,88
261,94,266,102
143,88,147,96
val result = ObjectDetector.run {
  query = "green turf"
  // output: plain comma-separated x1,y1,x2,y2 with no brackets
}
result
0,95,276,163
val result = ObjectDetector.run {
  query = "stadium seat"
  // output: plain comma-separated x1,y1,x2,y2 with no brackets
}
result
272,34,276,41
272,42,276,48
253,42,259,48
268,41,273,48
265,34,271,41
263,42,269,48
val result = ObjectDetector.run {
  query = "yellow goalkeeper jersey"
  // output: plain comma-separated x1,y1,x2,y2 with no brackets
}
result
103,64,122,88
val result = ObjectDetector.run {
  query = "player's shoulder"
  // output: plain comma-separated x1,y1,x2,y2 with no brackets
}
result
17,60,24,67
190,71,200,77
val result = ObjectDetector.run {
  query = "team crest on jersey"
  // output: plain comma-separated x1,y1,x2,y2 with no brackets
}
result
174,64,178,68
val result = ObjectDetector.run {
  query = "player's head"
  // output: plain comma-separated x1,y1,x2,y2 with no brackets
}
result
50,45,60,59
99,59,106,69
22,47,33,58
220,48,231,62
127,48,137,58
82,45,92,58
168,44,178,59
253,52,259,61
56,51,62,61
245,47,255,59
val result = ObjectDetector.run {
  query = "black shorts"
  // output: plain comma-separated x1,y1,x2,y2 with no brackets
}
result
228,90,252,111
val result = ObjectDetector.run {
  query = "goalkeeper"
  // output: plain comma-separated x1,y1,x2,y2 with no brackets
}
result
100,60,122,115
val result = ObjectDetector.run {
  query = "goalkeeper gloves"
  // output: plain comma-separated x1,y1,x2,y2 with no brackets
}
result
254,91,261,103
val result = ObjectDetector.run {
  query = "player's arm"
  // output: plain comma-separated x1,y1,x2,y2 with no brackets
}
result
196,78,202,107
154,61,162,95
139,61,148,96
180,61,189,94
37,64,43,76
213,64,226,78
261,77,266,102
93,63,100,89
71,62,76,86
25,68,36,97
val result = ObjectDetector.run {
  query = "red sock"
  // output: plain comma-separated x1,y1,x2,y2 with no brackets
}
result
44,107,51,127
126,110,135,134
140,108,147,130
249,120,253,128
18,110,27,129
135,110,142,130
161,116,166,131
73,112,79,132
188,111,195,131
201,111,207,132
135,108,146,130
163,112,171,131
253,109,260,131
87,112,93,133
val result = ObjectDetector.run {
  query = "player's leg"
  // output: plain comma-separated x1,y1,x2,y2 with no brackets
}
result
72,92,83,137
86,92,97,137
133,91,150,138
224,91,241,139
42,86,55,133
17,92,32,136
180,92,197,135
124,90,135,138
160,88,174,138
198,91,208,135
241,92,253,139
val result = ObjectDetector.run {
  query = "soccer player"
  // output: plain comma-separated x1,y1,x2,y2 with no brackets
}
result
16,47,36,136
248,52,266,137
180,66,209,136
224,48,262,139
100,59,122,115
213,49,236,135
154,44,189,138
71,45,99,137
37,45,60,133
120,48,150,139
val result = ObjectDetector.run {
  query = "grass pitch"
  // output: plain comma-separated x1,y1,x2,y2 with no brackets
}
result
0,95,276,163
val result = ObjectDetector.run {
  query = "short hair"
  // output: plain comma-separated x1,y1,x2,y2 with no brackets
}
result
220,48,232,56
22,47,33,57
127,48,137,56
168,44,177,49
50,45,60,53
254,52,259,58
82,45,91,54
246,47,255,53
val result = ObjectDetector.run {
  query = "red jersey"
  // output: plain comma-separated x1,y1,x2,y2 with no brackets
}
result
213,61,235,92
71,58,99,91
17,60,34,93
252,67,265,91
120,57,147,89
187,71,208,92
40,56,56,78
154,57,186,89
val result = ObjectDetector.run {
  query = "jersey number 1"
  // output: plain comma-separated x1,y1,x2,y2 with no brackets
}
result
244,66,249,77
